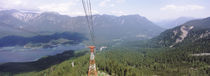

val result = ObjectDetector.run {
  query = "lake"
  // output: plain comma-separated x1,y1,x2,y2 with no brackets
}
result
0,44,85,63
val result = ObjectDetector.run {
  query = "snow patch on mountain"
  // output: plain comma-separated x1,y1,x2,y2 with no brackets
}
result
12,12,40,22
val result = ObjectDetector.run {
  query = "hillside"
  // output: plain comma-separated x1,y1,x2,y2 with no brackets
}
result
150,17,210,51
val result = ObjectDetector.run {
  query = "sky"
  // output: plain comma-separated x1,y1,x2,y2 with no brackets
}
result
0,0,209,22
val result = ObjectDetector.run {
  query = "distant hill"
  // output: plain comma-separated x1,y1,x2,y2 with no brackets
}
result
156,17,195,29
0,9,164,42
151,17,210,52
0,32,87,48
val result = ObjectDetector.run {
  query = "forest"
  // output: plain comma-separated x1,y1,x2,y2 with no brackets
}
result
1,43,209,76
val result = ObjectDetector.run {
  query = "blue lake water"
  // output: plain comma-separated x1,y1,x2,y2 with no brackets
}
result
0,44,85,63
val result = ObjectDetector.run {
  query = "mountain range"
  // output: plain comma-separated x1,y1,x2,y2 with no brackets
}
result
156,17,195,29
0,9,164,43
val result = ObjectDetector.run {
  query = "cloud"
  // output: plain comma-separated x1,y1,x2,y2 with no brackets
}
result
38,3,73,14
111,11,126,16
0,0,86,16
153,4,207,21
0,0,42,10
116,0,126,3
99,0,112,7
160,4,205,11
99,0,125,7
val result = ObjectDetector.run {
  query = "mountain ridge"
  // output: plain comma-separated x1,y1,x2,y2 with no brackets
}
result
0,9,164,42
